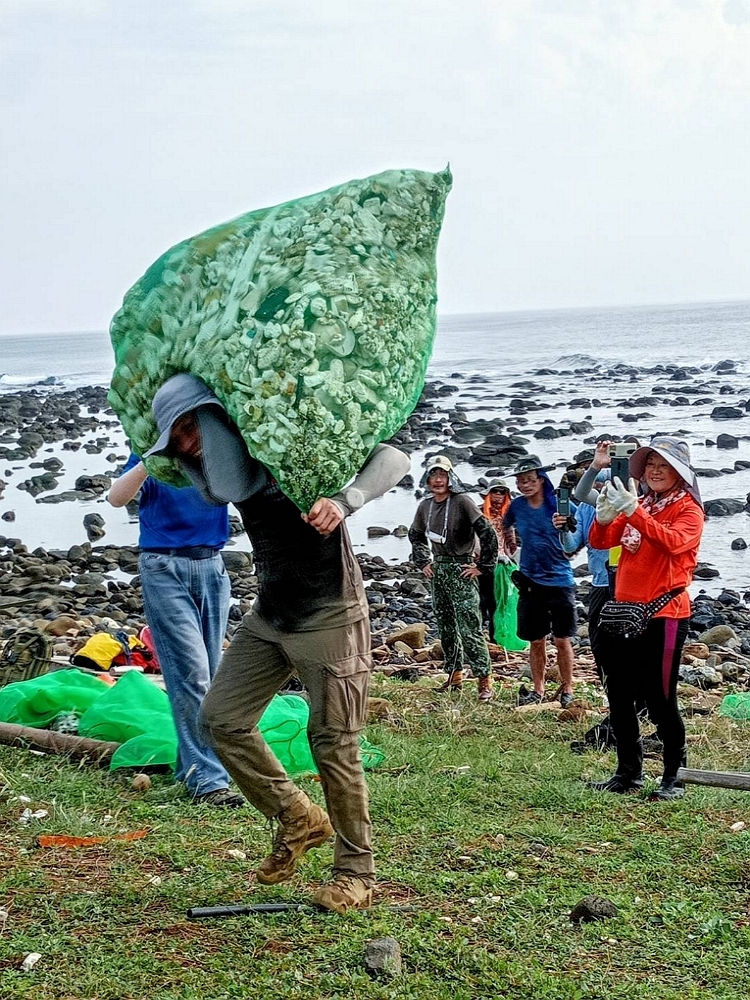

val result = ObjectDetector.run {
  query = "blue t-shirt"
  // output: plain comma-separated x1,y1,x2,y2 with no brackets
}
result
504,495,574,587
123,453,230,550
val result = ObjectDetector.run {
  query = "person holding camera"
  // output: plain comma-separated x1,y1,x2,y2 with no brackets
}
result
588,437,704,799
409,456,498,701
503,456,576,708
558,450,613,674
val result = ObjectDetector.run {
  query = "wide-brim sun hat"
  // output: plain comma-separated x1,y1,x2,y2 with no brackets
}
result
512,454,555,477
629,435,702,507
567,449,595,470
144,372,223,457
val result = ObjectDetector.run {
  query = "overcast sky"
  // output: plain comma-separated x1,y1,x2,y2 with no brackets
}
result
2,0,749,336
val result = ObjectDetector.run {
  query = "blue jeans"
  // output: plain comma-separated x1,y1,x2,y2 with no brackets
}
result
140,550,232,796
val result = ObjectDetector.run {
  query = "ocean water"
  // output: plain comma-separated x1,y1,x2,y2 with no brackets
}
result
2,300,750,594
2,299,750,389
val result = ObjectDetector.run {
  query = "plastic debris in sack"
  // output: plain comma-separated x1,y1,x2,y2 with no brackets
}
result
109,167,452,510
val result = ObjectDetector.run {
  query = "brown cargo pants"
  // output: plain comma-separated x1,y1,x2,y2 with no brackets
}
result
199,611,374,880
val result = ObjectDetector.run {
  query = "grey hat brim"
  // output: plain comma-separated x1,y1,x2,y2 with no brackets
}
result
143,425,175,459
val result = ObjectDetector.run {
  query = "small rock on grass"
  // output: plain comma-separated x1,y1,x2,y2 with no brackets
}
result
364,937,402,979
569,895,618,924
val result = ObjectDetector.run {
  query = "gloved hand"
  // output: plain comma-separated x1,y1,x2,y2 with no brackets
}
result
595,488,618,525
608,477,639,517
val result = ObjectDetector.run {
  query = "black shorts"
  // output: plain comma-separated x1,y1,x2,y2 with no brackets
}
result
516,581,577,642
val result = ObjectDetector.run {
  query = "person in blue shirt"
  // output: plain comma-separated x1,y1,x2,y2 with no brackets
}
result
108,451,243,807
554,466,610,677
503,455,576,707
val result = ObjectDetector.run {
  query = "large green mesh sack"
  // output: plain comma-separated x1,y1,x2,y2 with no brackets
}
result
109,167,452,509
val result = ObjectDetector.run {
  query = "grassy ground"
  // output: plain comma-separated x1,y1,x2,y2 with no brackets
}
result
2,676,750,1000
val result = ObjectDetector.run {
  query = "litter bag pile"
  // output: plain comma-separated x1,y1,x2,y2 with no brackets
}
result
0,670,385,775
109,167,452,509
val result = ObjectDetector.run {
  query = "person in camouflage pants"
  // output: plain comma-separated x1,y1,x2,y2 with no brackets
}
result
409,456,497,701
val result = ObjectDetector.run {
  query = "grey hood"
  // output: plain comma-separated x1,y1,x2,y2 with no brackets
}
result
146,372,269,505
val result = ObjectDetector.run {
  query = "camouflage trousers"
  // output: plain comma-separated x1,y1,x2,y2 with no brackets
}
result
431,560,492,679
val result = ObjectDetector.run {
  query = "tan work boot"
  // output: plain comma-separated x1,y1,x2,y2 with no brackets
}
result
256,795,334,885
312,874,373,914
477,675,493,702
436,669,463,693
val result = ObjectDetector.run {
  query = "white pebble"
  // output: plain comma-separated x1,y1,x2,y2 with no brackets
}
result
730,821,746,832
227,849,247,860
506,870,519,881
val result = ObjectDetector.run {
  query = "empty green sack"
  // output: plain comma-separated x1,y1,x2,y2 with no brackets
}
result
719,693,750,721
0,669,109,728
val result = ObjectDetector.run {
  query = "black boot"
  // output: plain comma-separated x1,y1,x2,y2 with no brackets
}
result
652,746,687,801
590,739,644,794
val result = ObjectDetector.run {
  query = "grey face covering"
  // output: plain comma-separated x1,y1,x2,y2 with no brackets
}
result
185,407,268,504
144,372,269,505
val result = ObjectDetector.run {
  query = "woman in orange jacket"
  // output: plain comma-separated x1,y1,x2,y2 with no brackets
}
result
477,479,512,642
588,437,704,800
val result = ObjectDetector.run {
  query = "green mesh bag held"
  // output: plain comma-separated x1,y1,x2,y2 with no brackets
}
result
493,562,529,653
109,167,452,509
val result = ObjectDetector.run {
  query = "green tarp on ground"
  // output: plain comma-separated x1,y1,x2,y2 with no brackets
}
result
109,167,451,510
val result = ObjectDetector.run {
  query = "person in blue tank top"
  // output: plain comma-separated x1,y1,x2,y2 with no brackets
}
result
502,455,577,708
108,451,243,808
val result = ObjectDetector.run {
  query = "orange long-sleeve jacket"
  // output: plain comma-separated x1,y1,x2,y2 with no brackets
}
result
588,493,704,619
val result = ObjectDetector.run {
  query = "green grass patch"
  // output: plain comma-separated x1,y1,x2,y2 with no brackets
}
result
2,678,750,999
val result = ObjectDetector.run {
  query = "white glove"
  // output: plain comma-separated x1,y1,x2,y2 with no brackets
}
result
608,477,639,517
595,488,618,525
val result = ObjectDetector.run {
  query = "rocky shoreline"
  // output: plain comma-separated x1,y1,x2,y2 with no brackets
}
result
2,370,750,702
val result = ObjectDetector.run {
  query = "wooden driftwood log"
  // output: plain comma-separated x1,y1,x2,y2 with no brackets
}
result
676,767,750,792
0,722,120,766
